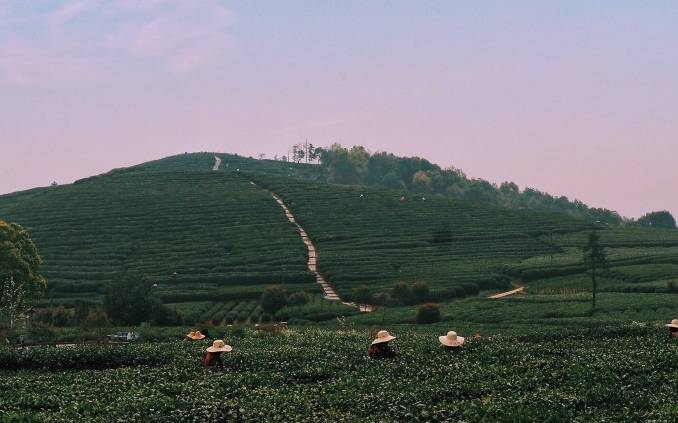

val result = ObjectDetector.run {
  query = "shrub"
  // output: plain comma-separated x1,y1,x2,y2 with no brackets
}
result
460,283,480,296
287,292,311,309
415,303,440,324
352,285,373,306
84,307,109,327
261,285,288,315
441,286,466,299
391,282,412,305
411,282,430,303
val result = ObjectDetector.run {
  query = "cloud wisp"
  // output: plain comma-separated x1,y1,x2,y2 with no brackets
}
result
0,0,236,85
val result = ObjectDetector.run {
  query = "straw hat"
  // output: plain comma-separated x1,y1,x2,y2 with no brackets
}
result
206,339,233,353
372,330,396,345
187,331,206,340
665,319,678,329
439,331,465,347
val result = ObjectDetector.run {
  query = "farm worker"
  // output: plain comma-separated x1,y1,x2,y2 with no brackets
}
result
184,331,196,341
439,331,465,352
368,330,397,359
204,340,232,369
186,331,206,341
666,319,678,338
200,328,211,339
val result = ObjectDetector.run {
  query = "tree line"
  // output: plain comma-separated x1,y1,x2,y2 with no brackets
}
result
289,143,675,228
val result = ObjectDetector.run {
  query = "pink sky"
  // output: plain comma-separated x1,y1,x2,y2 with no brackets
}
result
1,1,677,218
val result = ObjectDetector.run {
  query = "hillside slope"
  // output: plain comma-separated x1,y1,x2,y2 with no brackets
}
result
2,152,675,316
0,169,314,307
246,172,597,299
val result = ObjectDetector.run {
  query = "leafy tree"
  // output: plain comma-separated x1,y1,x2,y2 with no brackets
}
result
372,292,389,324
84,307,109,327
390,282,411,305
0,220,45,327
260,285,288,316
636,211,677,229
415,303,440,324
352,285,373,307
103,273,163,325
583,231,608,311
287,291,310,310
411,282,430,303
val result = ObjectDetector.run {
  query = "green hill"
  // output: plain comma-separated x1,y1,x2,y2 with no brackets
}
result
0,168,314,309
1,152,676,324
245,171,596,299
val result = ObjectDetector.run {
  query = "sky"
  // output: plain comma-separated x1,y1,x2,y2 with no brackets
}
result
1,1,676,219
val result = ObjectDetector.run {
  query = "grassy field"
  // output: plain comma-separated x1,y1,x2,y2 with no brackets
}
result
1,325,676,422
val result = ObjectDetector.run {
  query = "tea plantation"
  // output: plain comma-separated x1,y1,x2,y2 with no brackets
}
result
245,171,598,298
1,325,676,422
0,169,316,313
1,152,676,323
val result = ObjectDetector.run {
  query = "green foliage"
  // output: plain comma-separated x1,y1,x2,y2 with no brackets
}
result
103,274,164,325
2,326,674,421
583,231,608,310
0,167,316,309
390,282,411,305
287,291,310,308
415,303,441,324
248,171,592,299
635,210,677,229
260,285,287,315
0,220,45,326
411,281,430,303
316,144,623,222
351,285,373,305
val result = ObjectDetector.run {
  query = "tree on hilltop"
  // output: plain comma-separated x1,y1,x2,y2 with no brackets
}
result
635,211,677,229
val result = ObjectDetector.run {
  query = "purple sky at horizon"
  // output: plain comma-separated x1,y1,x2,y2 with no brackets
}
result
1,1,676,219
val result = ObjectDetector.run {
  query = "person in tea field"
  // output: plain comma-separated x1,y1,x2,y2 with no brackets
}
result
185,331,206,341
368,330,397,359
204,339,232,369
439,330,465,352
666,319,678,338
200,328,211,339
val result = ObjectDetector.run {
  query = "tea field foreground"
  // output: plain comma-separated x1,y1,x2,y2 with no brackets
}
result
1,325,676,422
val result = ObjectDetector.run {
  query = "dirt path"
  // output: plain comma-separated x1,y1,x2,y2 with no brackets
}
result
212,155,222,171
489,286,525,299
246,179,372,312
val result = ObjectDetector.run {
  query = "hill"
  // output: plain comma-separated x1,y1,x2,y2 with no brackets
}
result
0,167,314,313
1,152,677,325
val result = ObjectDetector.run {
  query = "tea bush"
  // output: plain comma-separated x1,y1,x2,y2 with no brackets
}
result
0,325,675,422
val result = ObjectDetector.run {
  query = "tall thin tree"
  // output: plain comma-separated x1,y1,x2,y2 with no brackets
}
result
583,231,607,311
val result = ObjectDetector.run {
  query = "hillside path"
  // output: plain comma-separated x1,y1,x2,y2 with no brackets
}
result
489,286,525,299
212,155,222,171
246,178,372,312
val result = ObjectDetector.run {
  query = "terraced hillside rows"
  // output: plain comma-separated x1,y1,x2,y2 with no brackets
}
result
0,171,315,307
245,172,596,299
504,227,678,293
